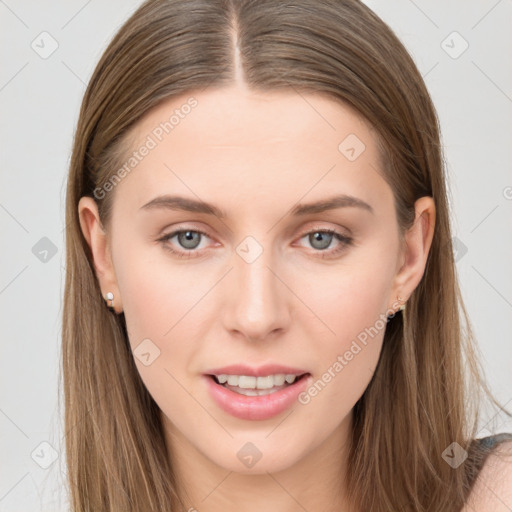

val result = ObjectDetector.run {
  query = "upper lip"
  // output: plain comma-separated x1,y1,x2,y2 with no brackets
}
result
204,364,310,377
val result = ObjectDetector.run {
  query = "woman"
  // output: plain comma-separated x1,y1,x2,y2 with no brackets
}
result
62,0,512,510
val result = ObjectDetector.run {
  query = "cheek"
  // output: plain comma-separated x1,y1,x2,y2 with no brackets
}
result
296,269,390,427
113,244,213,389
114,253,200,409
296,251,394,401
301,261,393,342
113,239,197,341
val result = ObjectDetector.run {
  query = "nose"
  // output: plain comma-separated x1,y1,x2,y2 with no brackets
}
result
222,243,291,342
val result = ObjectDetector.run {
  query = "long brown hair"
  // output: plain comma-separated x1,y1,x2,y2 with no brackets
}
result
61,0,510,510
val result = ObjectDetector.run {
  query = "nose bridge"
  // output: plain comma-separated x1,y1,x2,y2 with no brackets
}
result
224,234,289,340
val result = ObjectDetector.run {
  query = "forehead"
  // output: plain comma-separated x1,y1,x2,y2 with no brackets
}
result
113,85,391,218
132,85,377,152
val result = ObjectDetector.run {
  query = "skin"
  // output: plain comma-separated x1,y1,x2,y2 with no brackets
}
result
78,83,436,512
463,441,512,511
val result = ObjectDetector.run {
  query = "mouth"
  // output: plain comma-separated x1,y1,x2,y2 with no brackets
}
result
204,371,312,420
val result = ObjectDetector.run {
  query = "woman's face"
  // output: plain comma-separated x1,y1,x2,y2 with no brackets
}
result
80,84,433,477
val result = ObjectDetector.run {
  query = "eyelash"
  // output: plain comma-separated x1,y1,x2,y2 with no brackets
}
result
157,226,353,260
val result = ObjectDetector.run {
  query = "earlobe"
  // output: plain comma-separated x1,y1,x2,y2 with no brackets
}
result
77,196,123,313
389,196,436,309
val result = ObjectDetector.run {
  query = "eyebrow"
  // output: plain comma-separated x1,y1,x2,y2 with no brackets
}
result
139,194,374,218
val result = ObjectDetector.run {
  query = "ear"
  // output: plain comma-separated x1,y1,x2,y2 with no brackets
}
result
78,196,123,314
389,196,436,311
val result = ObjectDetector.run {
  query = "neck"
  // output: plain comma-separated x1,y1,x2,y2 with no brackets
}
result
162,410,357,512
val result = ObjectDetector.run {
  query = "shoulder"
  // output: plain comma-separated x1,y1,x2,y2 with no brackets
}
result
463,439,512,511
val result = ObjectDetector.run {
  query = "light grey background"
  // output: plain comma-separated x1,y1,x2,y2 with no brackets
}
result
1,1,511,510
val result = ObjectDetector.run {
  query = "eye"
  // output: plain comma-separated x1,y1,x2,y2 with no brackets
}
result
297,228,353,258
157,226,354,259
157,228,212,259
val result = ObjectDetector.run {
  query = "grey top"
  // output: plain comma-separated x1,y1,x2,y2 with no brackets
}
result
465,432,512,497
474,432,512,449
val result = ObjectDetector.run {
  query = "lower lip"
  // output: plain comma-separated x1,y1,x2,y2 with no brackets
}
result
203,374,311,421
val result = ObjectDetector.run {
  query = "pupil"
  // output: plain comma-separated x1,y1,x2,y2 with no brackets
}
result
312,232,331,249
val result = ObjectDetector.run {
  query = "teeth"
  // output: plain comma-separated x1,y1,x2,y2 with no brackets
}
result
215,373,300,389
